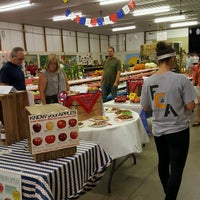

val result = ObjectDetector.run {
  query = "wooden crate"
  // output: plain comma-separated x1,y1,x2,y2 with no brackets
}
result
0,91,29,145
25,104,77,162
69,94,103,121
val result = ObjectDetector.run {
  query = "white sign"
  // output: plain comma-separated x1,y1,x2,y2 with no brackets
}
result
0,169,22,200
0,86,17,94
157,31,167,41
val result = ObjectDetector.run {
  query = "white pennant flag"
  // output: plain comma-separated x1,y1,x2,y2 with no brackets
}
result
85,18,91,26
104,16,111,25
122,5,130,15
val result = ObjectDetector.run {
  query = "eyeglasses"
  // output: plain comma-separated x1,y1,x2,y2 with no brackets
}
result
15,56,24,61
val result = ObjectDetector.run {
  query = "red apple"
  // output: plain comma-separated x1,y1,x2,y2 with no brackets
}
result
57,120,66,129
0,183,4,193
68,118,77,127
32,123,42,133
70,131,78,139
32,137,43,146
45,135,56,144
58,133,67,141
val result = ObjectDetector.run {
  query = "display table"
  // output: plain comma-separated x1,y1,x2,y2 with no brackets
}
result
79,111,149,159
103,100,150,134
0,140,112,200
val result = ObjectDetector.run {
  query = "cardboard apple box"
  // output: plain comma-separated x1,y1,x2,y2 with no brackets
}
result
25,104,79,161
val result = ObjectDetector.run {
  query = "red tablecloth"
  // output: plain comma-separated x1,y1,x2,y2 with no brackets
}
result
65,92,102,113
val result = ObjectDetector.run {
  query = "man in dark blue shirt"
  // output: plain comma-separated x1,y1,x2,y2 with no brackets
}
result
0,47,26,90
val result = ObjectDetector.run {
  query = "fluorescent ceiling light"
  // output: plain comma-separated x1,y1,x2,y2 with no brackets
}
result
155,15,185,23
170,21,198,28
100,0,129,5
112,25,136,32
133,6,170,16
53,13,82,21
0,1,32,12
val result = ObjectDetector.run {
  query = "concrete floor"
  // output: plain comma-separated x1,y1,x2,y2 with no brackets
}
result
79,106,200,200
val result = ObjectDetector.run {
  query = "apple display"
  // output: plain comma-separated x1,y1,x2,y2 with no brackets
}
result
57,120,66,129
68,118,77,127
32,137,43,146
45,135,56,144
58,133,67,141
32,123,42,133
70,131,78,139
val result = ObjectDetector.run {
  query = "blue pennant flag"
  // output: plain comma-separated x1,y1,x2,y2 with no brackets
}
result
65,9,71,17
116,9,125,19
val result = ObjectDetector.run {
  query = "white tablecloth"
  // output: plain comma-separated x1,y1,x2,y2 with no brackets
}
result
79,111,149,159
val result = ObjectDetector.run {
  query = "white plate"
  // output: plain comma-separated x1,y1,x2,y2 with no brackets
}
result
105,107,119,113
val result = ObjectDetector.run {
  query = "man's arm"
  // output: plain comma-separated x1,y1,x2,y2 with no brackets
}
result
113,71,121,87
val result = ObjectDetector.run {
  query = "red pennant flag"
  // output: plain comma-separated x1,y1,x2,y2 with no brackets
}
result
74,15,80,23
110,13,117,22
128,0,136,10
91,18,97,26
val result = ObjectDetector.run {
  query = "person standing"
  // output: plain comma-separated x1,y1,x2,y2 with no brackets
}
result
0,47,26,90
192,60,200,126
26,61,37,76
140,41,196,200
185,53,192,72
100,47,121,102
38,54,70,104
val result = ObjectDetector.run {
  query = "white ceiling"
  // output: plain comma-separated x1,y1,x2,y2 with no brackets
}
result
0,0,200,35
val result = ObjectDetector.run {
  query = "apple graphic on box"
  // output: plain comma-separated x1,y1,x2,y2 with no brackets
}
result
57,120,66,129
70,131,78,139
68,118,77,127
32,123,42,133
32,137,43,146
58,133,67,141
45,135,56,144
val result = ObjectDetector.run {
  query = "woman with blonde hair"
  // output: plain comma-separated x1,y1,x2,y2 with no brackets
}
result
38,54,70,104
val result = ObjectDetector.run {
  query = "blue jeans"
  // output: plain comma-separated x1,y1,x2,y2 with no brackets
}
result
102,83,118,102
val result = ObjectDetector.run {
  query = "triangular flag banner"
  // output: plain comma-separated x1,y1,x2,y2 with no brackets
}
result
122,5,131,15
116,9,125,19
68,12,77,20
91,18,97,26
104,16,111,25
79,17,86,25
65,9,71,17
74,15,80,23
128,0,136,10
85,18,91,26
97,17,104,26
110,13,117,22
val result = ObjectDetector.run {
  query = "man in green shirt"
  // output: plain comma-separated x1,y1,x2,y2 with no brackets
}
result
100,47,121,102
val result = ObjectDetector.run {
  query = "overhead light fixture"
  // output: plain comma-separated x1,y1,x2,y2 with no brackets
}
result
112,25,136,32
154,15,185,23
170,21,198,28
133,6,170,16
0,1,32,12
53,13,82,21
100,0,129,6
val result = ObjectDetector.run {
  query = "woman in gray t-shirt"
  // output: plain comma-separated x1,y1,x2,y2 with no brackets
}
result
141,41,197,200
38,54,70,104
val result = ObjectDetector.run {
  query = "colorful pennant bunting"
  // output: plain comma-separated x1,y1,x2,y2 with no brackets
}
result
64,0,136,27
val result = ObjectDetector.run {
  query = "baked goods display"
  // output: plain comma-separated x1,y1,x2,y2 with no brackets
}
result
89,121,108,128
117,114,133,120
105,107,120,113
91,116,109,121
